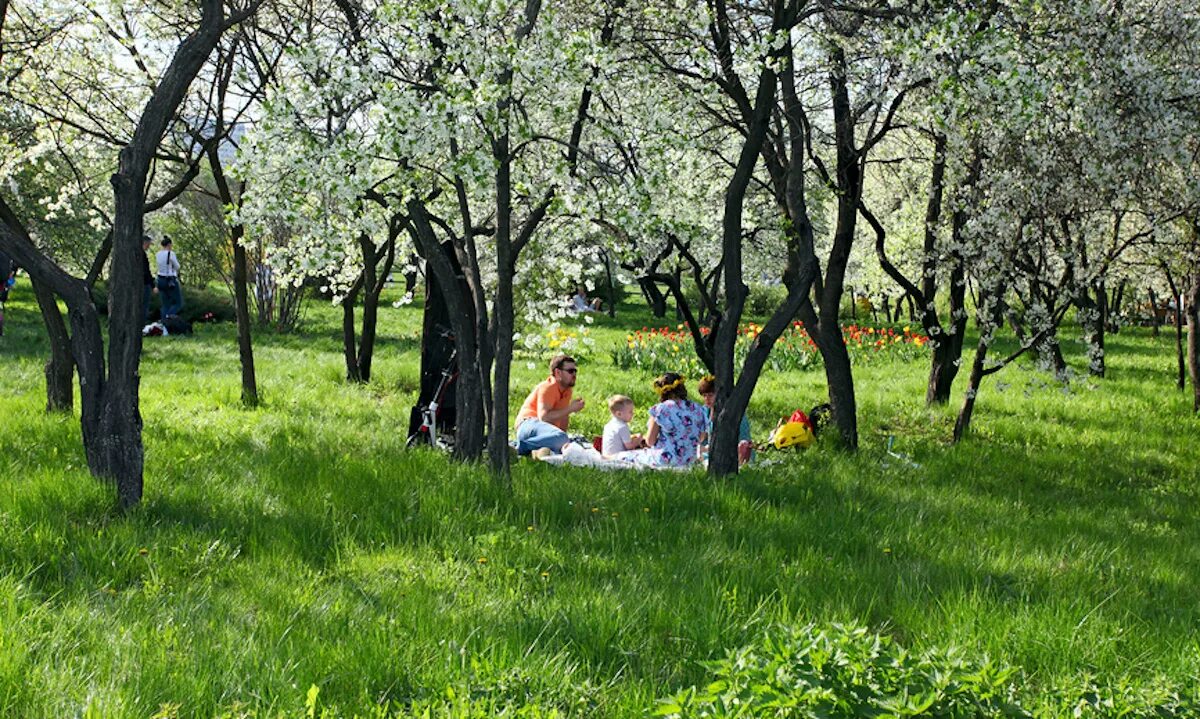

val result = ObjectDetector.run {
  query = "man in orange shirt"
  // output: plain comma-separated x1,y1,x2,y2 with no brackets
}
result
514,353,586,455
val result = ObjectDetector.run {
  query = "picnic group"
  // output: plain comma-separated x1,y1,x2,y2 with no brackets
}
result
513,353,759,469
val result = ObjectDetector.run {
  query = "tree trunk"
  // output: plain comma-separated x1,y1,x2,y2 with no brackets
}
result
927,262,967,405
207,145,258,406
487,138,517,484
106,157,151,508
927,339,962,406
639,278,660,316
103,0,230,508
1148,287,1161,338
808,45,860,449
1107,279,1124,333
32,278,75,412
232,238,258,405
1077,284,1105,378
342,280,363,383
1188,273,1199,412
406,203,486,460
953,334,989,442
356,234,395,384
1,199,111,493
1039,331,1068,378
403,255,419,297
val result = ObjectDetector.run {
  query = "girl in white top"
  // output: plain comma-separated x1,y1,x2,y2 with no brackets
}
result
156,241,180,277
602,395,645,457
155,237,184,317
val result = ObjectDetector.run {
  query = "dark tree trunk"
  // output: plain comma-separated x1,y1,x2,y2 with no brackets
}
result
407,205,486,461
403,255,420,297
1,200,105,482
1076,283,1105,378
1188,273,1200,412
1164,270,1186,390
105,152,152,508
704,6,807,477
953,333,989,442
357,233,395,384
927,261,967,404
927,332,965,405
806,46,860,449
1107,279,1125,334
487,135,517,484
32,277,75,412
1177,302,1186,391
232,239,258,405
339,232,396,384
1037,329,1068,378
341,279,363,383
707,68,778,477
1148,287,1161,338
1007,307,1026,342
639,277,667,317
484,0,548,484
103,0,230,508
953,283,1014,443
207,145,258,406
601,249,617,318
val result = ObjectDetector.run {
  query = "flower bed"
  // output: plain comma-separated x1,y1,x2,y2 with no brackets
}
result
611,322,929,374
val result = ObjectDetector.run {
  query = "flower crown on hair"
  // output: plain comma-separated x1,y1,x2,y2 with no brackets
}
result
654,376,686,396
701,374,715,384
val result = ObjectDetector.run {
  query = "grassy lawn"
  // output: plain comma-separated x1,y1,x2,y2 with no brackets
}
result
1,280,1198,717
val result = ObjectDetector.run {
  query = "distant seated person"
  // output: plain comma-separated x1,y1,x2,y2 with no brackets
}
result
570,284,602,313
697,375,754,465
514,354,586,456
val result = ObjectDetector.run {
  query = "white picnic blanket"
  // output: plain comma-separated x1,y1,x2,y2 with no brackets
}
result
538,443,692,471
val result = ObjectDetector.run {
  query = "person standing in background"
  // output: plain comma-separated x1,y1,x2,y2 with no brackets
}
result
141,236,158,323
156,236,182,318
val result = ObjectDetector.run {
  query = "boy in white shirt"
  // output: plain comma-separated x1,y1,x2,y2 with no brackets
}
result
602,395,645,457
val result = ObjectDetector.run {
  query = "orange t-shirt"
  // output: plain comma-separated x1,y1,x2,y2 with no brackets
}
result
516,377,573,431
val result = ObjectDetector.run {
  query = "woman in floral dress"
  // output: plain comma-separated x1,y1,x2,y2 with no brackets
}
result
629,372,707,467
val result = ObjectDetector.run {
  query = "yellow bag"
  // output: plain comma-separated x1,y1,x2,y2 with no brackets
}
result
772,421,814,449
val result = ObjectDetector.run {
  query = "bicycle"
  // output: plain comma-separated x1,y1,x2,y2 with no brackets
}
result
407,326,459,450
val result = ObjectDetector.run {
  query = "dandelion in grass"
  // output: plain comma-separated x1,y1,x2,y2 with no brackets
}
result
477,557,488,564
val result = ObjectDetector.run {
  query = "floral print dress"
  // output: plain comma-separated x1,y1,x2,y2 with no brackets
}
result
640,399,707,467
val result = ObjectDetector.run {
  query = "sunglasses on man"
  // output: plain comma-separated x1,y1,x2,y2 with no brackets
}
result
557,367,578,374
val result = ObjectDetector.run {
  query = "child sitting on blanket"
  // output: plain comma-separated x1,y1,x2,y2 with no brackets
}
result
602,395,646,457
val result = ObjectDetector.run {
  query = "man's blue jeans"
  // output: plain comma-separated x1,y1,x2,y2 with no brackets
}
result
516,419,568,455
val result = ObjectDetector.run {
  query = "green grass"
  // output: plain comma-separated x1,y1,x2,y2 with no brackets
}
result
1,279,1198,717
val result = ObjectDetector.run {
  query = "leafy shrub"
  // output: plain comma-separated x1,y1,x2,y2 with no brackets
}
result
1033,675,1200,719
93,280,237,324
745,283,790,318
655,622,1031,718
